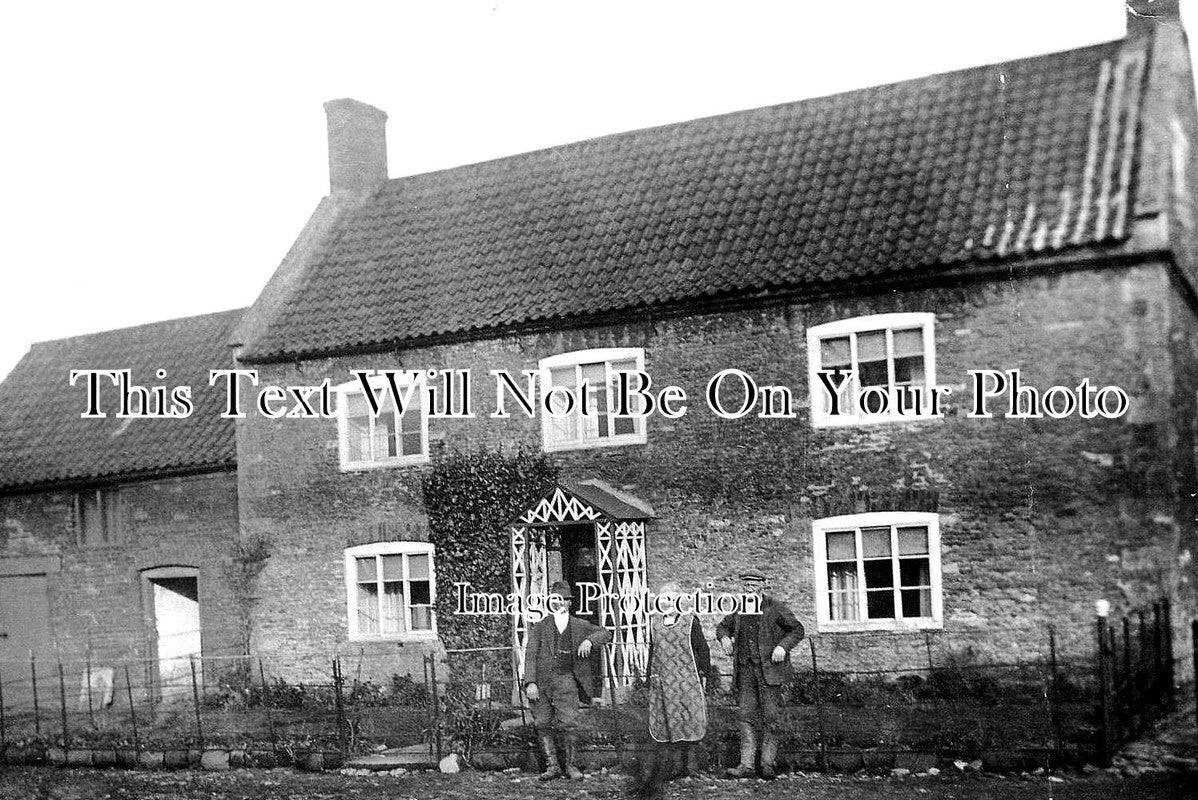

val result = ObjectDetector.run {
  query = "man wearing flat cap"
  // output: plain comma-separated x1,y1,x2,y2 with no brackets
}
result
523,580,611,780
716,572,804,779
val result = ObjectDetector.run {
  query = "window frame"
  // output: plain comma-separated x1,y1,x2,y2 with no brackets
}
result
811,511,943,633
538,348,648,452
343,542,437,642
334,374,429,471
805,313,938,428
75,487,122,548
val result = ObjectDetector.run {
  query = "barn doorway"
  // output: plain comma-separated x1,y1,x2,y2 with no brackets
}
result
142,567,201,700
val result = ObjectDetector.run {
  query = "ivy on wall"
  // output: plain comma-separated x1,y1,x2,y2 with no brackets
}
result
423,447,558,651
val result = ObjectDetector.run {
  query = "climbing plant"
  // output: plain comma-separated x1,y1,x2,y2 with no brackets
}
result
423,447,557,651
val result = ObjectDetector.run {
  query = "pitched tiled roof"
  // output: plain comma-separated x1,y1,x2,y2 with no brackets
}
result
245,37,1149,362
0,309,244,491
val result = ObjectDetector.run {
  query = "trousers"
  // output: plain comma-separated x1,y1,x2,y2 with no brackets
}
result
737,662,781,730
530,670,582,732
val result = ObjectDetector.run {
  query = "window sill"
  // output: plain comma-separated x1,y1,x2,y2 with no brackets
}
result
339,455,430,472
817,618,943,634
811,413,944,429
347,632,439,644
543,435,647,453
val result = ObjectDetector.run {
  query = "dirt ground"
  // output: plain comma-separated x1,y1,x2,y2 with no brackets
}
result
0,766,1194,800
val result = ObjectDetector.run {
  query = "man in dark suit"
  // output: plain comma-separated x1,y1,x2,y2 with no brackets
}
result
523,580,611,780
716,572,805,779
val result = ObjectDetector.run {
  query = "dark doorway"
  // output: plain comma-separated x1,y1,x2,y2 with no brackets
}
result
553,523,603,699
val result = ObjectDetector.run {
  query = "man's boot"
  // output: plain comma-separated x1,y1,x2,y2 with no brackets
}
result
724,724,757,778
537,734,562,781
562,734,584,780
759,730,780,780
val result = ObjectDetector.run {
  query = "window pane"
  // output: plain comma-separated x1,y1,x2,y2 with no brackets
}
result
550,366,576,389
347,413,370,462
357,583,380,633
547,367,578,443
356,557,376,582
80,492,102,546
897,527,929,555
611,358,642,430
581,363,608,438
381,555,403,581
827,562,859,621
580,362,606,388
899,558,930,587
346,393,370,417
409,580,431,606
382,581,404,633
861,527,891,558
101,491,119,544
828,590,859,621
408,553,430,581
376,411,398,458
857,330,886,361
866,590,896,619
827,561,858,592
894,355,925,385
859,359,888,388
892,328,924,358
901,588,932,618
826,531,856,561
863,560,894,589
820,336,851,367
399,393,423,447
410,605,433,631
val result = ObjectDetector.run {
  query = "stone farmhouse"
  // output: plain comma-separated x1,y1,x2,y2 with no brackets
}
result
1,2,1196,697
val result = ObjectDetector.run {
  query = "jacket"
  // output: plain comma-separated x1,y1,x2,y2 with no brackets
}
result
522,614,612,690
716,596,805,687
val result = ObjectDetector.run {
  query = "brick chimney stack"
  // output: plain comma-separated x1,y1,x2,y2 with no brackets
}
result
323,98,388,197
1127,0,1182,37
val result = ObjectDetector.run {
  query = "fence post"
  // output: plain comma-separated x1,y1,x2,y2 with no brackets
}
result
332,658,347,758
258,658,277,748
1119,617,1131,736
86,654,94,729
0,665,6,751
1162,599,1175,709
1048,627,1065,765
1153,602,1164,705
30,652,41,738
604,643,624,763
189,655,204,748
57,661,69,748
124,665,140,752
1191,619,1197,753
1107,625,1121,742
428,653,443,764
1095,602,1112,766
809,638,828,772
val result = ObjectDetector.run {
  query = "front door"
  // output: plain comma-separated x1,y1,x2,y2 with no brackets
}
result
0,574,51,708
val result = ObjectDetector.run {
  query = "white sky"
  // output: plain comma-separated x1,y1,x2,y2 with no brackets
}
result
0,1,1161,381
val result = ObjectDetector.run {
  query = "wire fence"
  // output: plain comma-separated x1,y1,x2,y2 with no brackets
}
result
0,600,1189,771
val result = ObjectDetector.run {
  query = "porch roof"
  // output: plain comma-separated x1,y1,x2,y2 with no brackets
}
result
516,478,655,526
563,479,655,520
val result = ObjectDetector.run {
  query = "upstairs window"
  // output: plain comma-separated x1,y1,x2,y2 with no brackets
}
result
539,348,648,452
335,374,428,470
806,313,937,427
76,488,121,547
812,512,943,632
345,542,436,640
